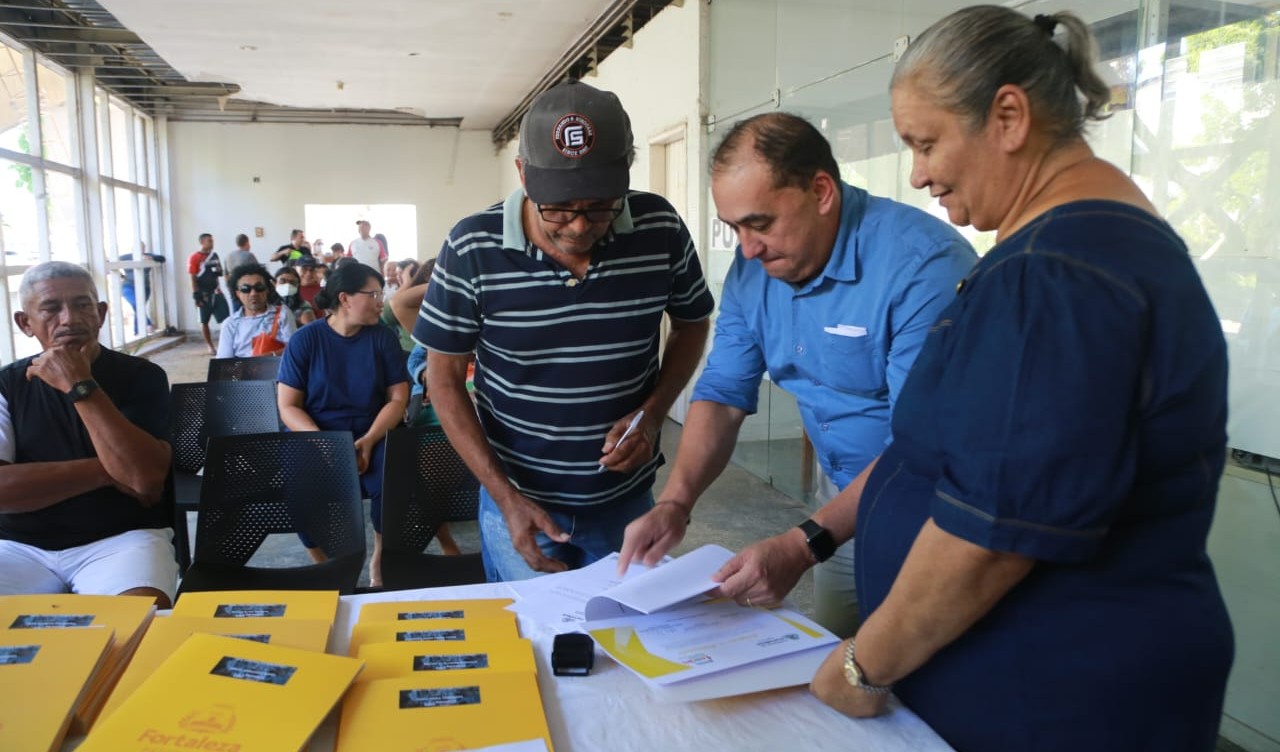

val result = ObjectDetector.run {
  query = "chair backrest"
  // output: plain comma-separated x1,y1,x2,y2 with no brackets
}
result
207,355,281,382
381,426,480,554
202,380,280,438
169,381,281,473
195,431,365,568
169,382,208,473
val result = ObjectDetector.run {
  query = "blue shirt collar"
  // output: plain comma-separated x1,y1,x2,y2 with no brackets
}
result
800,182,868,291
501,188,637,254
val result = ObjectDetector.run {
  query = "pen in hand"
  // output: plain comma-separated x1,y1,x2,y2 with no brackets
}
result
598,410,646,473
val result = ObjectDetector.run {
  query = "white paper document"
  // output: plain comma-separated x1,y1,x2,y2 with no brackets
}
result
506,544,732,629
585,599,837,688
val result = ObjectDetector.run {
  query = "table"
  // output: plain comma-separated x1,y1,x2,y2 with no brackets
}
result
306,583,955,752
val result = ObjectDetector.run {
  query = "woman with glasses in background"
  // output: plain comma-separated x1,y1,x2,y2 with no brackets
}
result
215,262,295,358
277,262,409,587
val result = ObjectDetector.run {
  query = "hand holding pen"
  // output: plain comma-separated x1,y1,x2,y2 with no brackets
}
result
598,409,652,473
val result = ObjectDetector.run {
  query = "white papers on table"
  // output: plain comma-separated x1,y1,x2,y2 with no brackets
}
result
506,545,735,630
584,599,837,687
473,740,549,752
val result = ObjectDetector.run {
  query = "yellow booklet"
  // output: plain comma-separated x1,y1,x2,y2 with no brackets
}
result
347,616,519,657
0,594,156,732
355,637,537,683
355,598,515,625
337,671,553,752
100,616,333,723
170,590,340,623
0,627,114,752
79,633,363,752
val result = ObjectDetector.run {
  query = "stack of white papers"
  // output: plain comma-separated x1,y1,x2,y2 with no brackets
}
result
507,545,840,702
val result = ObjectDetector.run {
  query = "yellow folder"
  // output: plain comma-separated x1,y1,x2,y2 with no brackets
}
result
100,616,333,723
78,633,363,752
0,593,156,733
355,637,537,683
0,627,114,752
347,616,520,657
170,589,340,623
336,670,554,752
355,598,515,625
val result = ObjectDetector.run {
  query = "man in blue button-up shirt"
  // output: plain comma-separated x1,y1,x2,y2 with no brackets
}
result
618,113,975,636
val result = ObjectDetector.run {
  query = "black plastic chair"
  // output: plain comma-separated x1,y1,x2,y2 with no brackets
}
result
168,381,280,572
206,355,281,382
175,431,366,597
379,426,485,590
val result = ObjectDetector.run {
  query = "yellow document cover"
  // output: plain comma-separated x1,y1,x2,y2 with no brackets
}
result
0,594,156,732
347,617,519,657
355,637,536,683
0,627,113,752
78,633,363,752
355,598,515,625
337,671,553,752
170,590,340,623
100,616,333,723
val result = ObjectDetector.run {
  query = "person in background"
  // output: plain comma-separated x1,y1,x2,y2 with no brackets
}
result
374,233,390,267
274,266,316,326
187,232,228,356
382,260,401,296
723,9,1235,751
225,233,259,313
312,238,333,265
295,256,324,309
349,221,382,269
216,262,295,358
382,260,432,355
272,229,311,265
118,242,165,334
396,259,420,290
0,262,176,607
277,263,409,588
329,242,345,262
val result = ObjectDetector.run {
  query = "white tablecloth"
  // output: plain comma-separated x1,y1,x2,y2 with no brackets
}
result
307,583,955,752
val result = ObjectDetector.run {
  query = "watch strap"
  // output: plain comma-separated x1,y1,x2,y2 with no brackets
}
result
798,518,836,563
69,379,100,403
843,640,894,694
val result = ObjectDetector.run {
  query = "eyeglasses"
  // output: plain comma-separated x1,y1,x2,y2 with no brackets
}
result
349,289,385,301
536,204,624,224
237,284,267,293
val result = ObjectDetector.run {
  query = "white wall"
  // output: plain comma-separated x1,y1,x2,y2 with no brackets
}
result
166,122,503,331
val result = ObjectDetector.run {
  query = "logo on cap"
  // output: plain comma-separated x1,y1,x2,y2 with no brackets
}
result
552,114,595,158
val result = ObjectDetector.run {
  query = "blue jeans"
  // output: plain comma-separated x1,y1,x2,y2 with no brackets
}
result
478,486,654,582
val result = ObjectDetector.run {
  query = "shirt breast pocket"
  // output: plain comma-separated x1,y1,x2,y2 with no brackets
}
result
817,331,886,396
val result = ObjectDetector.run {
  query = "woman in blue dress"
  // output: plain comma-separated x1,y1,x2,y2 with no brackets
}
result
277,262,409,588
716,8,1233,750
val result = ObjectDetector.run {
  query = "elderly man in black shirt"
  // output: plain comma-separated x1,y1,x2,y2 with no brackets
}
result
0,261,177,607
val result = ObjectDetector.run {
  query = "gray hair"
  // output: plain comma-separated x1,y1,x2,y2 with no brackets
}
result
891,6,1111,141
19,261,98,305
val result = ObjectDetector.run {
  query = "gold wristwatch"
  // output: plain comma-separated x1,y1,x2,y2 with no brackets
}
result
842,640,894,695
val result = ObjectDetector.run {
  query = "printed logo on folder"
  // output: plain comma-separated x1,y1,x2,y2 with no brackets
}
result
210,656,297,685
0,644,39,664
10,613,94,628
413,653,490,671
213,604,286,618
398,610,465,620
398,686,481,709
396,629,465,642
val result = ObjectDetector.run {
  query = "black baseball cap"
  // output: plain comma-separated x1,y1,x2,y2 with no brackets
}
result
518,80,633,205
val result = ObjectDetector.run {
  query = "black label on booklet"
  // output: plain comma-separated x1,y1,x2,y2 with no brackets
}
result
413,653,489,671
396,629,465,642
398,610,465,620
9,614,93,629
399,686,481,709
210,656,296,685
0,645,39,664
227,634,272,644
213,604,286,618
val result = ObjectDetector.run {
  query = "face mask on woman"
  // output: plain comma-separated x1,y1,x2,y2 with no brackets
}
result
276,282,298,298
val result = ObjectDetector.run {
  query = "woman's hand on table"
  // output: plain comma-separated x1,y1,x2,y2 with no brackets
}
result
810,640,891,718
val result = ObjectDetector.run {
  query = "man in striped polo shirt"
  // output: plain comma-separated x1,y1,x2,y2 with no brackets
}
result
415,81,715,581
